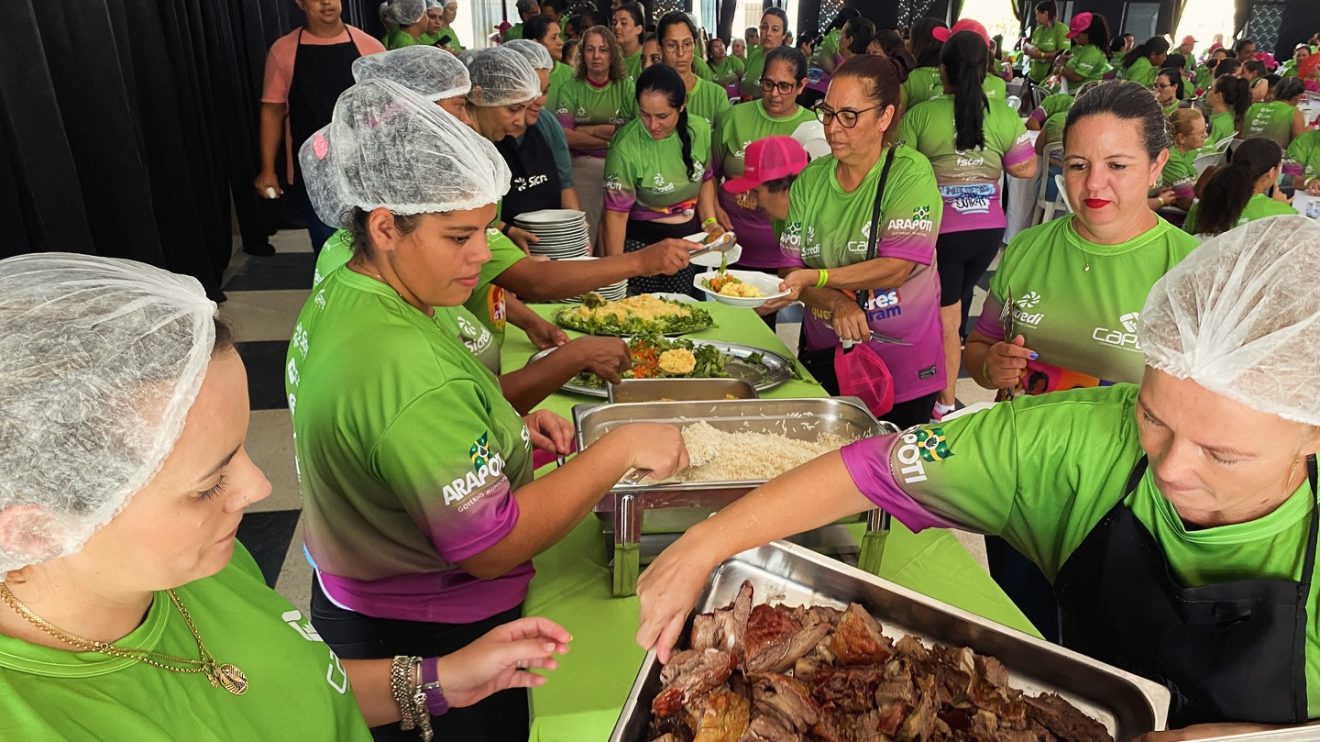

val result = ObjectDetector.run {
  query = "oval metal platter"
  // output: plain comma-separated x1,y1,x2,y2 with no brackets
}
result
526,340,795,398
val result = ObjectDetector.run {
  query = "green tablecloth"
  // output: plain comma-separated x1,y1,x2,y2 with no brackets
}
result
504,302,1039,741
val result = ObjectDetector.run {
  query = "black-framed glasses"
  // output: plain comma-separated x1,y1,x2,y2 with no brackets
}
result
759,78,798,95
815,104,881,129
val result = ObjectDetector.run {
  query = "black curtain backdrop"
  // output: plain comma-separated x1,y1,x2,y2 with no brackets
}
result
1277,1,1320,60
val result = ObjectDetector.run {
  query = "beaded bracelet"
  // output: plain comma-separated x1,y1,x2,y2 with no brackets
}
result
389,655,435,741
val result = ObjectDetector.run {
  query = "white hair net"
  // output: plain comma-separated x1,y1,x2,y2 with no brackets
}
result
466,47,542,107
381,0,426,26
504,39,555,71
300,79,510,228
352,45,471,102
1141,216,1320,426
0,254,216,573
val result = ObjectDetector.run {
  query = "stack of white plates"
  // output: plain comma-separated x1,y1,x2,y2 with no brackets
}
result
551,257,627,303
513,208,590,260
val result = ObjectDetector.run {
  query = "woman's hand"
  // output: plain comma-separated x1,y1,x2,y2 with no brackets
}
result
829,297,870,344
635,239,694,275
636,529,720,663
433,616,572,709
617,422,690,480
1132,722,1303,741
506,226,540,254
714,203,734,231
1271,186,1293,203
778,269,820,302
524,314,569,350
523,410,575,455
702,220,725,238
1308,178,1320,196
983,335,1036,388
562,336,631,385
252,171,283,199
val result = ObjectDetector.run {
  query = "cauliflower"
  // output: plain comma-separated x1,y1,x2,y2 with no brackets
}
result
657,348,697,375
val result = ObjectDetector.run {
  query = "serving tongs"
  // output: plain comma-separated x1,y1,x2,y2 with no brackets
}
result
615,427,720,485
686,231,737,260
995,288,1022,402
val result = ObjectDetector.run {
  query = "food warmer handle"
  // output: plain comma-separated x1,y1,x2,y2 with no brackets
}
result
612,492,642,596
858,508,891,575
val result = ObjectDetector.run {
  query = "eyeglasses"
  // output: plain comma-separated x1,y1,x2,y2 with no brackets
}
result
815,104,881,129
663,40,695,53
1154,83,1176,90
760,78,798,95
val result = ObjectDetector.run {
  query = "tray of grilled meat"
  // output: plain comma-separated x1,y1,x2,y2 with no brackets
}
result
610,540,1170,741
573,398,899,595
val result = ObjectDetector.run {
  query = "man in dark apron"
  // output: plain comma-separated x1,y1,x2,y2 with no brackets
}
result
255,1,383,254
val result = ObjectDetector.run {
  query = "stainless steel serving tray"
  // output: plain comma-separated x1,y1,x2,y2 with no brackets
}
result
607,378,757,404
609,540,1171,742
1199,732,1320,741
527,340,794,398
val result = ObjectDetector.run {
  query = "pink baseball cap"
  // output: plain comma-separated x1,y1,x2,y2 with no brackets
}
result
722,136,808,194
933,19,991,47
1180,35,1197,46
1066,12,1092,40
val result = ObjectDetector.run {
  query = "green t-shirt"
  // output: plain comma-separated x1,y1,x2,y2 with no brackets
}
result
780,146,947,400
550,76,637,156
1243,100,1298,148
849,384,1320,717
417,31,440,46
1033,93,1073,150
1065,44,1111,83
974,215,1196,393
983,75,1007,101
686,76,732,128
712,100,816,267
899,95,1033,233
1121,56,1157,87
1028,21,1070,83
623,49,642,81
1287,129,1320,184
549,61,574,95
287,267,534,623
0,544,372,739
1161,146,1198,200
383,29,422,50
1208,110,1238,144
503,22,523,41
709,56,745,90
1184,192,1298,235
815,29,841,68
1196,64,1214,91
740,45,766,101
693,56,713,81
603,116,713,219
901,67,943,109
435,29,462,53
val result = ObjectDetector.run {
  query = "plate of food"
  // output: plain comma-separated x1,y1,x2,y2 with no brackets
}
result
694,269,790,308
683,231,742,268
526,333,794,397
555,293,713,336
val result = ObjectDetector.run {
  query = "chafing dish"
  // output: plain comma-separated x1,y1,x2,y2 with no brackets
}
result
609,540,1171,741
607,378,757,404
573,397,898,595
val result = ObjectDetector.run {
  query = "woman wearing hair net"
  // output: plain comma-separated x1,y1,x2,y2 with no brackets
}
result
290,79,689,740
502,39,579,214
0,255,572,737
637,216,1320,738
380,0,428,49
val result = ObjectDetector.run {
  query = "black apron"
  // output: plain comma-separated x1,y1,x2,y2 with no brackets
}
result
1055,455,1318,726
495,124,563,221
288,27,361,185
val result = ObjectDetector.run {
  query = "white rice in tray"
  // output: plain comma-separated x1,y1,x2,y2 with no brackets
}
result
662,421,856,483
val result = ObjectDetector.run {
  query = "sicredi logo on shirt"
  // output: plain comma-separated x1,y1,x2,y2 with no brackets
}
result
1013,291,1044,327
444,432,507,506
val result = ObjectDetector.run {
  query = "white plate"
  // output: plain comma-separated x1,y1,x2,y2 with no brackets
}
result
693,269,789,308
514,208,587,225
682,232,743,268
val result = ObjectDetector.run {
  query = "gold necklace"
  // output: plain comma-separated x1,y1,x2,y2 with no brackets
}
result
0,583,248,695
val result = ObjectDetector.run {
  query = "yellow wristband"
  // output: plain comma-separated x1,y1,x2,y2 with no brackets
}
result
815,269,829,288
702,216,718,228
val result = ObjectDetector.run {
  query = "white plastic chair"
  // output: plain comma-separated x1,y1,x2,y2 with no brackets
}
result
1034,142,1065,223
1054,174,1072,213
1212,136,1234,154
1194,150,1226,177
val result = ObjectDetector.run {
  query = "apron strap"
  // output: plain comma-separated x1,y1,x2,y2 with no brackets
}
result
1298,456,1319,589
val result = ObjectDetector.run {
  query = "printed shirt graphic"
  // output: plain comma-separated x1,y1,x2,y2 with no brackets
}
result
286,268,534,624
973,215,1197,394
1065,44,1111,83
836,385,1320,717
1184,192,1298,235
1161,147,1198,201
780,147,947,402
550,76,637,157
603,116,713,220
901,66,943,109
0,543,371,739
899,97,1034,233
1028,21,1071,82
1243,101,1297,148
686,76,733,129
1286,129,1320,181
712,101,816,268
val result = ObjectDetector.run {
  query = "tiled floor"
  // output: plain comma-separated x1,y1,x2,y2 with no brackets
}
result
227,228,996,614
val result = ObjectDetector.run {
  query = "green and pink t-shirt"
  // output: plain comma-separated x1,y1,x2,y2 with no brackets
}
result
550,76,637,157
603,116,713,221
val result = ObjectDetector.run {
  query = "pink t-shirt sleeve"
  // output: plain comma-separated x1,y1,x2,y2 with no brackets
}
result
839,436,961,532
973,295,1006,341
1004,136,1036,169
260,34,297,105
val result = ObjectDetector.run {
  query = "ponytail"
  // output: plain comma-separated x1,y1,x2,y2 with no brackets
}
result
1216,76,1251,128
1122,37,1169,71
942,31,988,151
1196,137,1282,235
634,64,695,180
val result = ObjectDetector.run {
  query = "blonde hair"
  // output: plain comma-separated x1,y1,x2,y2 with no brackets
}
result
575,25,626,83
1169,107,1204,141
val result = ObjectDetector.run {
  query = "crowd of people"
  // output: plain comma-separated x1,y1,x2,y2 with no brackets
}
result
3,0,1320,739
